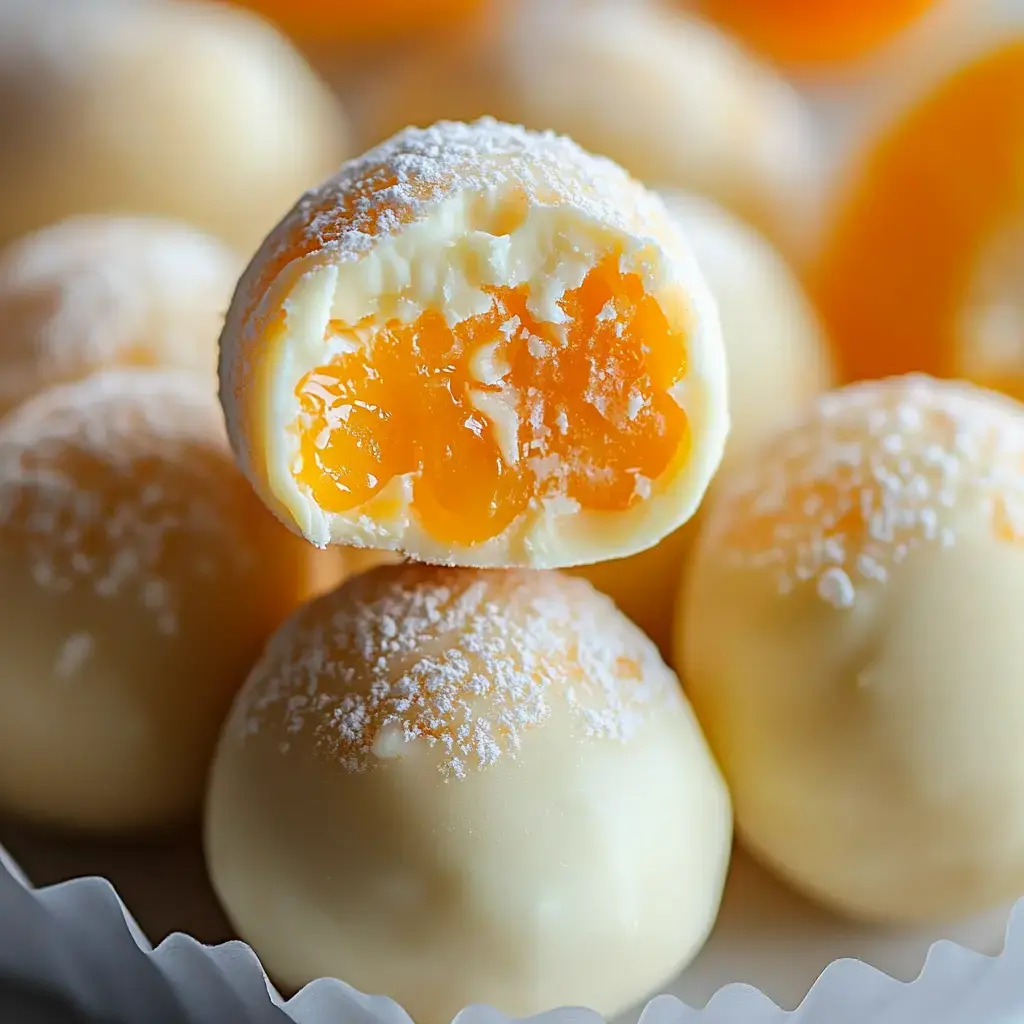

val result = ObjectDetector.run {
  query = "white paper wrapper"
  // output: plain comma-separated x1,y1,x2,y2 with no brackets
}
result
1,841,1023,1024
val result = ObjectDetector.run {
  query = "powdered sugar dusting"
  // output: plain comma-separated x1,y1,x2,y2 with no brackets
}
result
709,375,1024,608
218,117,727,568
248,118,669,296
0,215,241,412
0,0,150,109
225,119,682,427
232,564,679,778
54,631,94,680
0,369,260,636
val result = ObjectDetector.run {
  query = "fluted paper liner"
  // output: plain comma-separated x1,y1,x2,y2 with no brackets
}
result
0,841,1022,1023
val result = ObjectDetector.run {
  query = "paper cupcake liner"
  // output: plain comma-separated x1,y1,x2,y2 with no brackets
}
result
0,841,1022,1024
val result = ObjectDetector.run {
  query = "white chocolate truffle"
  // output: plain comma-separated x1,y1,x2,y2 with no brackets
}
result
205,564,732,1022
362,0,818,253
663,195,834,477
0,368,334,833
0,0,349,255
681,375,1024,923
219,119,728,570
0,215,243,416
573,195,832,657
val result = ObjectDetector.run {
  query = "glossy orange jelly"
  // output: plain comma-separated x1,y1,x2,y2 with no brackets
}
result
293,256,689,547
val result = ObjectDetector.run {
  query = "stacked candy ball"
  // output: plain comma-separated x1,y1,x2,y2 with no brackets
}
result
0,0,362,830
206,117,735,1021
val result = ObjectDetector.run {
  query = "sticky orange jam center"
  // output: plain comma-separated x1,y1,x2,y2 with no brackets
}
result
292,256,690,547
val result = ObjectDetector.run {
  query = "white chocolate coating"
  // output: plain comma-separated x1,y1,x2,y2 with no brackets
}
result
206,564,732,1022
681,375,1024,922
0,0,348,255
219,118,729,570
574,195,832,657
0,215,243,416
361,0,818,254
0,369,332,833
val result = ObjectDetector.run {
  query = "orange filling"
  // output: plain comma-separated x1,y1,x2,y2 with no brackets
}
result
697,0,936,67
814,41,1024,389
293,256,690,547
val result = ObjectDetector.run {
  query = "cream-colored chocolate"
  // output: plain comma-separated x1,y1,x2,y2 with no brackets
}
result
0,0,348,255
218,119,728,570
573,195,832,657
681,375,1024,923
0,369,334,833
661,196,833,479
0,215,243,415
205,564,732,1022
362,0,818,254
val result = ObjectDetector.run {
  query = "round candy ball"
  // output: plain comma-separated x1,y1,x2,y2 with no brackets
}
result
206,563,732,1021
682,375,1024,923
0,215,243,416
0,368,333,833
0,0,349,254
361,0,818,254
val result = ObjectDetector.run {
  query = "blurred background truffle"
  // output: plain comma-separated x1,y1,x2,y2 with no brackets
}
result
0,215,242,415
359,0,819,255
0,0,349,256
572,193,833,658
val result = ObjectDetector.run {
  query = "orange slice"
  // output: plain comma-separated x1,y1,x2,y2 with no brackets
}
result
695,0,937,68
815,39,1024,397
220,119,729,569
